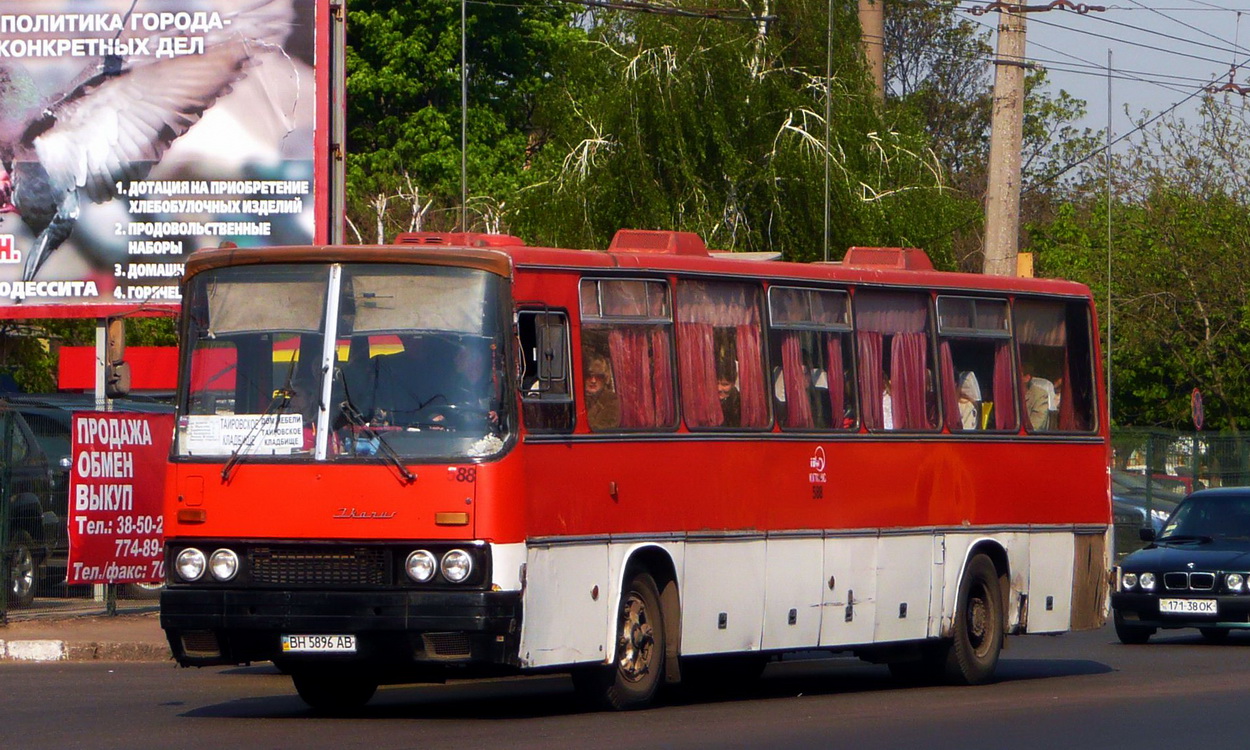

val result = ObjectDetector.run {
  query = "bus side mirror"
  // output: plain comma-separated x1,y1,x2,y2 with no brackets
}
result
1139,527,1156,543
537,321,566,380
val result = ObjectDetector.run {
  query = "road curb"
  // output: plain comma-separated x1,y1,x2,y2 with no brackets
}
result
0,639,171,662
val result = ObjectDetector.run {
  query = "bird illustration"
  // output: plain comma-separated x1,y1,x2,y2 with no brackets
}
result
0,0,291,281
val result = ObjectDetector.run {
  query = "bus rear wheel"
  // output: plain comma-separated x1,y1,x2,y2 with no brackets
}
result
941,553,1003,685
575,572,667,710
291,670,378,714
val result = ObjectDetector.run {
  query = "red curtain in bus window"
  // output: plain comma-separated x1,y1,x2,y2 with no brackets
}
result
993,340,1016,429
1059,352,1077,430
781,332,814,428
938,341,961,431
735,322,766,425
892,332,929,429
857,331,884,429
825,334,847,428
651,328,676,425
677,321,722,426
609,327,667,428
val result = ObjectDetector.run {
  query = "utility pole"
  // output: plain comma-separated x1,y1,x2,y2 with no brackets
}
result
982,3,1026,277
858,0,885,103
978,1,1106,276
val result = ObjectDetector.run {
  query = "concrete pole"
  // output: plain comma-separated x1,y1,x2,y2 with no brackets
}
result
983,5,1027,276
858,0,885,103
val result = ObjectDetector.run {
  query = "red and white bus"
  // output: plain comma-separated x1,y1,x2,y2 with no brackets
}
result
160,230,1111,711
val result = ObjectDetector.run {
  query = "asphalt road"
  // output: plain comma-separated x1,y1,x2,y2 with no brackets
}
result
5,625,1249,750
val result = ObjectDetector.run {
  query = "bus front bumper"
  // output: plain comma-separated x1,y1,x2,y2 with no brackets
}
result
160,588,521,669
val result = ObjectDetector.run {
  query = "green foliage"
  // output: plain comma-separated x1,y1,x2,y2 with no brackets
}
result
510,1,969,267
344,0,580,241
1030,100,1250,431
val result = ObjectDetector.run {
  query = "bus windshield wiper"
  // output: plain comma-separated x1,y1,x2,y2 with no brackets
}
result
336,375,416,483
221,388,291,482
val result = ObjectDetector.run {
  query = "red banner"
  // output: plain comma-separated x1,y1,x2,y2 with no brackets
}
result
67,412,174,584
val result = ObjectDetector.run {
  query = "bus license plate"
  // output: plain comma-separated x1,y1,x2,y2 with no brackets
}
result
281,634,357,653
1159,599,1217,615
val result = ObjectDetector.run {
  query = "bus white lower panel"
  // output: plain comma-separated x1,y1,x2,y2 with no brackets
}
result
873,535,934,643
761,537,824,650
680,538,766,655
518,543,610,668
819,536,877,647
1026,532,1075,633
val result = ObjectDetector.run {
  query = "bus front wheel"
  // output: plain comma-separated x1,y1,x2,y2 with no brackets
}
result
291,670,378,713
942,553,1003,685
574,571,667,710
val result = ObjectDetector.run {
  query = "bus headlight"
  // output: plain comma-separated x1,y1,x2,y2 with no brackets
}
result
175,548,206,582
1140,572,1157,591
1122,573,1138,590
441,549,473,583
406,550,437,583
209,549,239,581
1228,573,1245,593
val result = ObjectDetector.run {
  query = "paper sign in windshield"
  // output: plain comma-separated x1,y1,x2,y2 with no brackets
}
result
183,413,303,455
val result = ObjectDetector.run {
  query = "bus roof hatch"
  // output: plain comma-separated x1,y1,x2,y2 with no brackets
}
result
608,229,709,257
395,232,525,248
841,246,933,271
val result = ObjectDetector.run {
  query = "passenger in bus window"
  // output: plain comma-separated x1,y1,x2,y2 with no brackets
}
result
584,355,621,431
882,374,894,430
958,371,981,430
1022,370,1052,431
717,362,741,427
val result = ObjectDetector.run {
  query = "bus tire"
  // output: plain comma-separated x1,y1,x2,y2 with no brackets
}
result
1113,610,1154,644
6,530,38,608
942,553,1003,685
578,571,666,710
291,670,378,713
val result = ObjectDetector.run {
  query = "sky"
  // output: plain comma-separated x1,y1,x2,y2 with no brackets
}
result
970,1,1250,149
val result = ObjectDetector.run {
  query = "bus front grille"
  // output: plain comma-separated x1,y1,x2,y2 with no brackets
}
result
249,546,389,586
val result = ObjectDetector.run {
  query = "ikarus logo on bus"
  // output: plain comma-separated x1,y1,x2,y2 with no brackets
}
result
809,446,827,499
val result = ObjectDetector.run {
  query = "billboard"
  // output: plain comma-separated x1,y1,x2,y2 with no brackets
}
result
67,411,174,585
0,0,339,317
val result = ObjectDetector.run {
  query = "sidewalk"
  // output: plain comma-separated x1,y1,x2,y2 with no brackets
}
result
0,608,172,662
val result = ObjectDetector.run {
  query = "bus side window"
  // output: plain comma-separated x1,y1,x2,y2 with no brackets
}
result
1015,299,1097,433
935,296,1017,433
519,310,574,433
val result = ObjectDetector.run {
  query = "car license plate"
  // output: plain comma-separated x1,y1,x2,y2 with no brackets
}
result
1159,599,1217,615
281,634,357,653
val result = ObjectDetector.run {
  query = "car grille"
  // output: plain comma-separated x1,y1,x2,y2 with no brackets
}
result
1163,572,1216,591
249,546,389,586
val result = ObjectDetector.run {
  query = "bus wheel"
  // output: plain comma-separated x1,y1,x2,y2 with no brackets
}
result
1113,610,1154,644
6,531,38,608
291,670,378,713
942,554,1003,685
575,572,667,710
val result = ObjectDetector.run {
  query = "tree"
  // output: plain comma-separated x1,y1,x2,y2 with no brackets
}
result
344,0,580,242
1031,98,1250,430
510,1,969,266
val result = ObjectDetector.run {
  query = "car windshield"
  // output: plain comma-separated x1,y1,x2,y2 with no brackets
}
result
1159,494,1250,541
177,262,511,462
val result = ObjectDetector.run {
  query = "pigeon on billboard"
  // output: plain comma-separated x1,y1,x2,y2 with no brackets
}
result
0,0,316,309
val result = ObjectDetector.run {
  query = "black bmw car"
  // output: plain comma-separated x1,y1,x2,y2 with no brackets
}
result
1113,487,1250,644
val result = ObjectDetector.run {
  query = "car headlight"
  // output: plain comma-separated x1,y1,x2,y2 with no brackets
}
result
1122,572,1138,590
441,549,473,583
405,550,437,583
208,549,239,581
1140,572,1157,591
1229,573,1245,593
175,548,206,582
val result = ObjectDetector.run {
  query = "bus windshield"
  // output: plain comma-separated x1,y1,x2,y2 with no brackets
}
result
177,262,511,462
